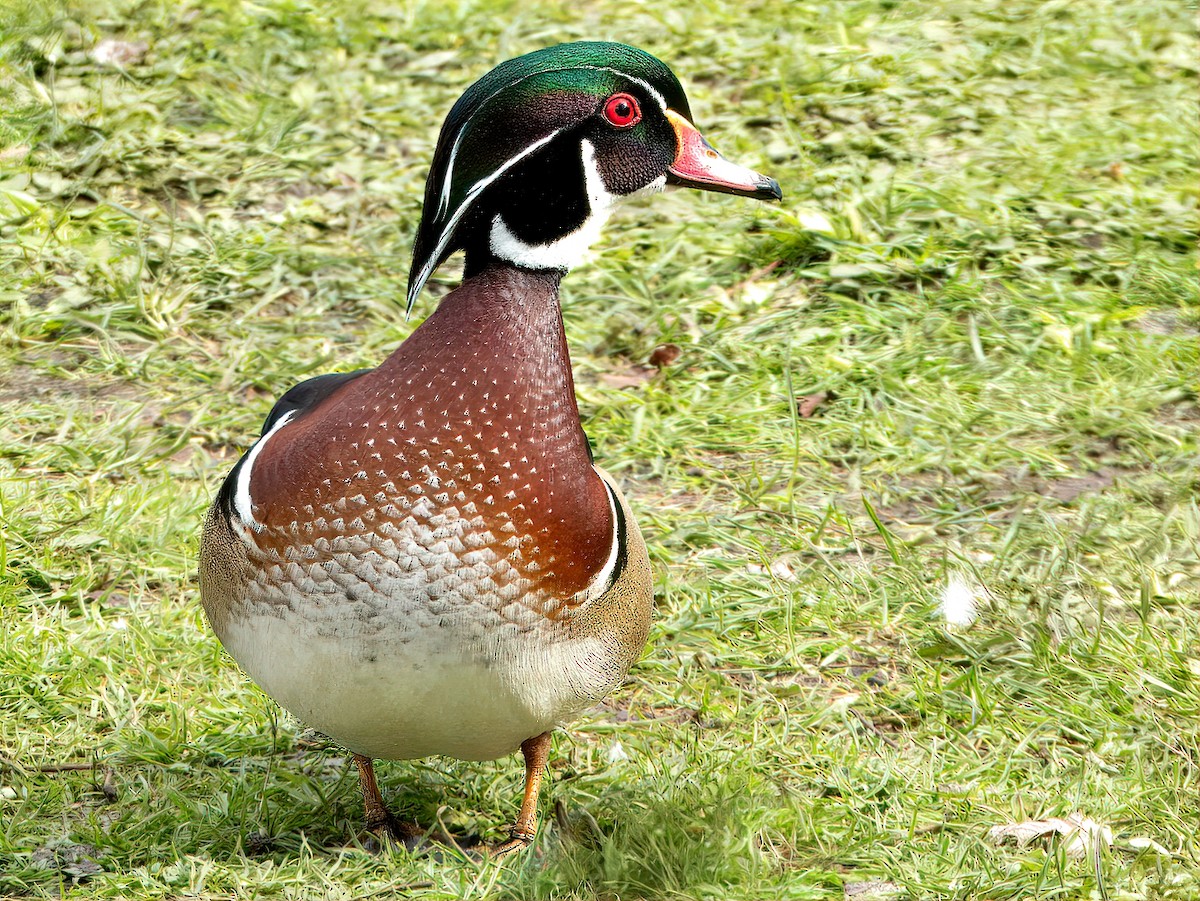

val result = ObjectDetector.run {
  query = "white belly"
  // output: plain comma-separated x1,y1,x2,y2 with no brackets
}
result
218,604,614,761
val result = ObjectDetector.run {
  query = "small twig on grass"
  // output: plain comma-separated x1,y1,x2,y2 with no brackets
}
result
849,709,901,749
731,259,783,294
350,881,435,900
0,751,29,776
6,762,99,774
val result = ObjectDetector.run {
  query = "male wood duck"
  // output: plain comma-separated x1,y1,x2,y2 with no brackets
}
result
199,41,780,857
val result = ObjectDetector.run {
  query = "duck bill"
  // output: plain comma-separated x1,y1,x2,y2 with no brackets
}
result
665,109,782,202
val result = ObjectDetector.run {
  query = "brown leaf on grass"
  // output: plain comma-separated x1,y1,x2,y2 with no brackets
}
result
0,144,30,163
648,343,682,368
600,348,680,388
797,391,829,418
99,766,118,803
987,813,1112,858
92,39,149,67
845,880,903,900
597,366,656,389
747,559,797,581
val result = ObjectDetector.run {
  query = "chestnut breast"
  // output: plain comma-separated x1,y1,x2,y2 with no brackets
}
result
242,267,614,611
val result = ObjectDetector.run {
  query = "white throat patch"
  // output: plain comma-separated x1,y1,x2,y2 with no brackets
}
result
489,139,617,272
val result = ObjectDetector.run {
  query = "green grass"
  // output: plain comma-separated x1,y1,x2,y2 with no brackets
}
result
1,0,1197,897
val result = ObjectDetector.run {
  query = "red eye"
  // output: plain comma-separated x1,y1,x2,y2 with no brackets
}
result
603,93,641,128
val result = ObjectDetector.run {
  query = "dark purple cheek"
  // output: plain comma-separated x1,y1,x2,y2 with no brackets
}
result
599,153,662,195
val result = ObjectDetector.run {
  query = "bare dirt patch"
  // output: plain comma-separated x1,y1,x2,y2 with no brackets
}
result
868,462,1144,528
0,364,145,407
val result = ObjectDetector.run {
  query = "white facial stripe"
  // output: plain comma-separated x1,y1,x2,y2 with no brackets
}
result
234,409,296,532
408,127,564,311
488,138,615,271
437,127,468,219
581,66,667,112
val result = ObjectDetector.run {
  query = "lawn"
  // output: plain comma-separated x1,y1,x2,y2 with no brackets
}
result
1,0,1197,898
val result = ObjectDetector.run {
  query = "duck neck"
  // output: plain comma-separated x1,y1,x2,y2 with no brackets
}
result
462,253,565,292
383,261,611,599
408,261,578,444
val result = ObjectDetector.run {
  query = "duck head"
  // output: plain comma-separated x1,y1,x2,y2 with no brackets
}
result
406,41,782,311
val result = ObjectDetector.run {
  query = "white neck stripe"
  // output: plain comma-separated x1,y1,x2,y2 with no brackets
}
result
580,474,622,604
234,409,296,532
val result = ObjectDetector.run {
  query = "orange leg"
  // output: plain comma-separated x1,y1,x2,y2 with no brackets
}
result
353,754,423,848
490,732,553,858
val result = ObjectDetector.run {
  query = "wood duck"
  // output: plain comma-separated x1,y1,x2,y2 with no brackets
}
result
199,41,781,857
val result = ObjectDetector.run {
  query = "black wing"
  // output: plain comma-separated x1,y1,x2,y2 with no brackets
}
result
260,369,372,435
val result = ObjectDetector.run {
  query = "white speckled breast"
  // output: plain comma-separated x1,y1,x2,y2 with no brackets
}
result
207,465,628,761
214,458,621,759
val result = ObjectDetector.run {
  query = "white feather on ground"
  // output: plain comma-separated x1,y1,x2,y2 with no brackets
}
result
940,575,980,627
